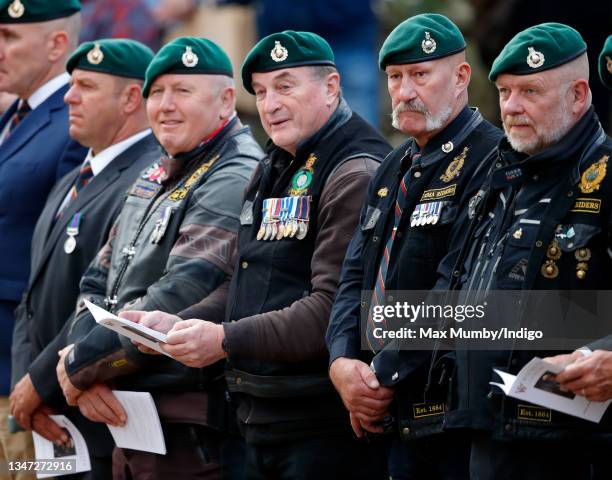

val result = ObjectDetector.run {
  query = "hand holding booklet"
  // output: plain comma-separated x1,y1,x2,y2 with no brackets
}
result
491,357,612,423
84,300,170,356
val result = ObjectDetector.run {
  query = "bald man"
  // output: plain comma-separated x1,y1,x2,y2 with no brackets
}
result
326,13,502,479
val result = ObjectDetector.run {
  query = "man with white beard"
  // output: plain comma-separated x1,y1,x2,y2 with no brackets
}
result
326,13,501,479
424,23,612,479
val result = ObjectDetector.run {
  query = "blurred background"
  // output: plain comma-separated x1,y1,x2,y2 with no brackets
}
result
75,0,612,146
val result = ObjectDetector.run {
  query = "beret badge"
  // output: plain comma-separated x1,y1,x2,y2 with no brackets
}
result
8,0,24,18
182,46,199,68
526,46,545,69
270,41,288,62
87,43,104,65
421,31,437,54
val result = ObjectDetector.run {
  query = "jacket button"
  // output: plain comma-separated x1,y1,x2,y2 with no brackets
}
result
453,270,460,277
241,261,248,269
535,241,543,248
414,171,422,178
402,427,411,435
504,424,512,432
566,191,573,197
27,312,33,320
372,236,379,243
236,377,242,385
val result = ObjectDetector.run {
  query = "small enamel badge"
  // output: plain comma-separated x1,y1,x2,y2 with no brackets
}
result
526,47,545,69
288,153,316,196
441,141,453,153
182,46,199,68
580,155,608,194
421,31,437,54
8,0,24,18
270,41,288,62
377,187,388,198
440,147,468,183
87,43,104,65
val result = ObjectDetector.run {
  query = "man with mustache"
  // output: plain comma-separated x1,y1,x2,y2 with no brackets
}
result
427,23,612,478
325,13,502,479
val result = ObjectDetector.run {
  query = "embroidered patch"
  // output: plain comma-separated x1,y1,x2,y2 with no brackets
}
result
129,181,161,199
413,402,445,419
517,404,552,422
571,198,602,214
168,154,219,202
580,155,608,194
440,147,468,183
421,184,457,201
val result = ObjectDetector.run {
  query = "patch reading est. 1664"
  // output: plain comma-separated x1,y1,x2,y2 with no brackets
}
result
421,184,457,201
413,402,445,419
571,197,602,214
517,404,552,422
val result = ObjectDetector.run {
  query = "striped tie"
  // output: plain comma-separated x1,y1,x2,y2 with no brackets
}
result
69,160,94,200
6,100,31,137
365,153,421,352
56,161,94,218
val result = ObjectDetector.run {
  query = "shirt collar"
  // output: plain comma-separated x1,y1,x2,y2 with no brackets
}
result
88,129,151,176
26,72,70,110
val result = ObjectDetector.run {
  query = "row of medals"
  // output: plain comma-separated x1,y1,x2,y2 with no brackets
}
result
257,218,308,241
410,201,443,227
541,240,591,279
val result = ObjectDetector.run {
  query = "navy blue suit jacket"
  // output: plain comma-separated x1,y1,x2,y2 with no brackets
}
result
0,84,86,394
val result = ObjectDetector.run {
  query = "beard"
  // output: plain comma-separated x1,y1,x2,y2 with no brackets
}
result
503,100,574,155
392,99,453,133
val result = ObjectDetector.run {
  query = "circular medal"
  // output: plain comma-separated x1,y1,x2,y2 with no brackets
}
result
290,220,298,238
64,235,77,254
296,221,308,240
276,223,285,240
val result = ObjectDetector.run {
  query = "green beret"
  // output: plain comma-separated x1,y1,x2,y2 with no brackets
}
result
67,39,154,80
378,14,466,70
489,23,587,81
142,37,233,98
598,35,612,90
241,30,335,94
0,0,80,23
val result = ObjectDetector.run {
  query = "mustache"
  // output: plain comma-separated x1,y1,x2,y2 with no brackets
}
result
504,115,533,128
393,99,429,116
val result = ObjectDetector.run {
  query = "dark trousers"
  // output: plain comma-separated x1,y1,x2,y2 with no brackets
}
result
388,432,470,480
243,433,388,480
112,423,227,480
469,431,611,480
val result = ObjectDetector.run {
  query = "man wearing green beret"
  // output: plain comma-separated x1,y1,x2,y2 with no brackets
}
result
0,0,85,474
599,35,612,90
9,38,159,478
429,22,612,478
54,37,263,478
326,13,502,479
127,30,392,478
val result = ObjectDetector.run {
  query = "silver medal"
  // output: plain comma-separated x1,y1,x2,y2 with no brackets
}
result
64,235,77,254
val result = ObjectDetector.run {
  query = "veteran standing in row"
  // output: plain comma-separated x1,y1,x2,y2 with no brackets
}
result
326,14,502,479
129,30,392,478
10,38,158,477
431,23,612,478
55,37,263,478
0,0,86,471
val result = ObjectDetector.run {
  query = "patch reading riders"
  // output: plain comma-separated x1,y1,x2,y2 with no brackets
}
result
413,402,445,419
517,404,552,422
421,184,457,201
169,154,220,202
571,198,602,214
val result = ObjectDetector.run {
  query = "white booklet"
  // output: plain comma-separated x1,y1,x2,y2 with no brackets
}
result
84,300,169,356
106,391,166,455
32,415,91,478
491,357,612,423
